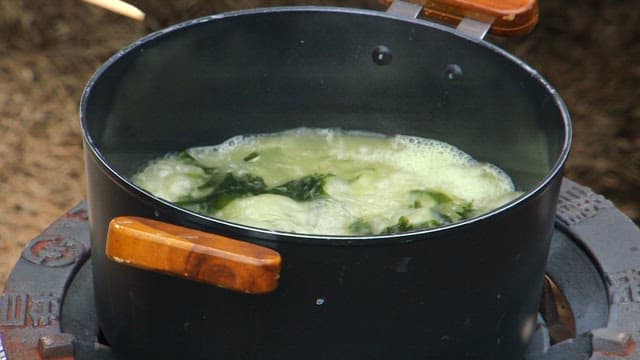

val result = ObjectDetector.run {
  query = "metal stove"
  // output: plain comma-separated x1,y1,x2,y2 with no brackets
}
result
1,178,639,359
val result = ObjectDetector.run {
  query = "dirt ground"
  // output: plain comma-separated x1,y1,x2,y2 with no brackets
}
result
1,0,638,290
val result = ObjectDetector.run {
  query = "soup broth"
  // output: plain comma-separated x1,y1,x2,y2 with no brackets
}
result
132,128,521,235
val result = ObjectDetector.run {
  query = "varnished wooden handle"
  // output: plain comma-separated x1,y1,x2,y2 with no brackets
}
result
382,0,539,36
106,216,281,294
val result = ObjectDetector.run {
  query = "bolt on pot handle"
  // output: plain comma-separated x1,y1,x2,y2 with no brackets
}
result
382,0,539,36
106,216,281,294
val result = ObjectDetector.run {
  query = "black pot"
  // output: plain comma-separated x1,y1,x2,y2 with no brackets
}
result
80,5,571,359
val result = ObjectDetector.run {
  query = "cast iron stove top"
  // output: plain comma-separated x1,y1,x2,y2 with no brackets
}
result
1,178,639,359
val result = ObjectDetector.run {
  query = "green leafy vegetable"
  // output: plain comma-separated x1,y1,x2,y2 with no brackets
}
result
348,219,374,235
176,173,267,211
434,201,474,224
410,189,452,204
177,150,196,161
378,217,447,235
456,202,474,218
176,172,330,211
243,151,260,162
218,173,267,195
380,216,413,235
208,173,267,210
269,174,330,202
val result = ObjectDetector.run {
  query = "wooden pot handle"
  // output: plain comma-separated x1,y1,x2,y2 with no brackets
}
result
106,216,281,294
381,0,539,36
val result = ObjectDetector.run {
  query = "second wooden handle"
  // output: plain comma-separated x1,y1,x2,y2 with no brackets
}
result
382,0,539,36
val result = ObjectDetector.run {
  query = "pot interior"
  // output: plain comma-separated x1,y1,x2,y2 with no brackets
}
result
82,7,570,208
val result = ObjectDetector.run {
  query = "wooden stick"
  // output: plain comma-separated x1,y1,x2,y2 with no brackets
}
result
81,0,145,21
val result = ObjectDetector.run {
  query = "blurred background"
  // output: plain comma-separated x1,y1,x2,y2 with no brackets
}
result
0,0,638,289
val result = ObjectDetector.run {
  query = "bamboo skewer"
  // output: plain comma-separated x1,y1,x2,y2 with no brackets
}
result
81,0,145,21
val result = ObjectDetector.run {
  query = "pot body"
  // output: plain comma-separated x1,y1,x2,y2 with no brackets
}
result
81,7,571,359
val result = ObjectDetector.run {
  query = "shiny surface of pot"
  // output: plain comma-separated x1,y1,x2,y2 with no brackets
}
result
81,6,570,359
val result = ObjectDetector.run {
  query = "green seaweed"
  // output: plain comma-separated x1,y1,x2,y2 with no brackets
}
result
175,172,330,211
243,151,260,162
380,216,413,235
348,219,374,235
176,173,267,211
269,174,330,202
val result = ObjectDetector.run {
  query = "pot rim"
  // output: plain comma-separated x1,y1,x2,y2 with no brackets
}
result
79,5,572,245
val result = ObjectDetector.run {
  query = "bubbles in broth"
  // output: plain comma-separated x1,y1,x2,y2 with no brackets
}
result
132,128,521,235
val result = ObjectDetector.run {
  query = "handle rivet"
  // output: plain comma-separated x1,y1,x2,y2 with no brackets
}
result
372,46,393,66
444,64,464,82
